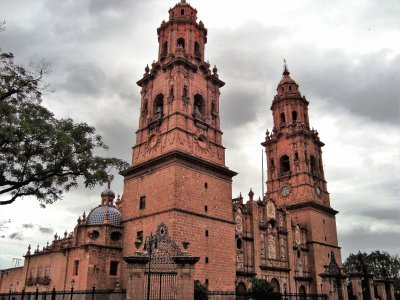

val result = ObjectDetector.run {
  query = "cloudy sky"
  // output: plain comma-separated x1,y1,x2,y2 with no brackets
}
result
1,0,399,269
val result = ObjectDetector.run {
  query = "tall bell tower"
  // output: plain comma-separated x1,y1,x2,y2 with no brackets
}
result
262,63,342,292
121,0,237,291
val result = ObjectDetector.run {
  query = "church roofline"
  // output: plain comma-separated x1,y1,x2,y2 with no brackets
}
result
286,201,338,215
121,150,237,179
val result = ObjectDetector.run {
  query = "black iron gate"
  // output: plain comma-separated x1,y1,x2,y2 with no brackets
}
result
141,223,184,300
144,271,177,300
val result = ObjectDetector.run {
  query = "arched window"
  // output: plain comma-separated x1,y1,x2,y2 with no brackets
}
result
194,42,201,58
294,152,299,161
292,111,298,123
310,155,317,176
177,38,185,49
162,41,168,57
193,94,205,115
236,238,242,249
280,155,290,175
280,112,286,126
271,278,280,293
153,94,164,117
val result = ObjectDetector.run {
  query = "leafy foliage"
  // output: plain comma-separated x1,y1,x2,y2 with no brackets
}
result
248,277,274,300
194,280,208,300
0,51,129,206
343,251,400,299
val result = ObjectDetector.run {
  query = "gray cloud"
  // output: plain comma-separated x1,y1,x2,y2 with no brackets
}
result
38,226,53,234
22,224,33,229
8,232,23,240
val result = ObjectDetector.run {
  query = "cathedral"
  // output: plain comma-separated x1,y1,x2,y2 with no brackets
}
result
0,1,350,299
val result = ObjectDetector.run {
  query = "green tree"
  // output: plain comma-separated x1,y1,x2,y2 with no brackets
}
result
247,277,274,300
0,51,128,206
194,280,208,300
343,251,400,299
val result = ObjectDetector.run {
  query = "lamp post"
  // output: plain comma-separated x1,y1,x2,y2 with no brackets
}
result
70,279,75,300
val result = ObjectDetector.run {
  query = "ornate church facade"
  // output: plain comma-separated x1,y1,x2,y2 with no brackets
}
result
1,1,351,299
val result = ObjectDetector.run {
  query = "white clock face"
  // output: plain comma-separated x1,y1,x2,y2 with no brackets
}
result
281,186,290,197
315,186,321,196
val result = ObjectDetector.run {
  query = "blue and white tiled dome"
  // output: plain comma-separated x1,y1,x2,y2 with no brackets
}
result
87,206,122,226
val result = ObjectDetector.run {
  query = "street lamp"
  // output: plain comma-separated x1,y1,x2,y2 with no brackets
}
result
70,279,75,300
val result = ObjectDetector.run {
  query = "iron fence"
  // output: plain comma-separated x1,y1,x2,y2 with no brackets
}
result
207,291,327,300
0,288,125,300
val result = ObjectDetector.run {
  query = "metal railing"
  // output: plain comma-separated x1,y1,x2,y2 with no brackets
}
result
0,288,125,300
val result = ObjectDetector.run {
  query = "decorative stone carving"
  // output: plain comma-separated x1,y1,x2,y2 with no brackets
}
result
235,215,243,234
268,233,276,259
260,234,265,257
266,201,276,219
294,224,301,245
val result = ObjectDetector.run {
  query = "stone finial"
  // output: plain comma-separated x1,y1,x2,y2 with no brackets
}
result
54,233,58,240
248,188,254,200
77,216,81,224
213,65,218,74
64,230,68,238
82,211,86,220
145,64,149,74
26,244,31,255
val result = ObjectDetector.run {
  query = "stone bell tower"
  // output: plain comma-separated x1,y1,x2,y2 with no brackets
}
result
121,0,237,291
262,63,343,294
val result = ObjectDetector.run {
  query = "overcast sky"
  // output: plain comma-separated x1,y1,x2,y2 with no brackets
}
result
1,0,399,269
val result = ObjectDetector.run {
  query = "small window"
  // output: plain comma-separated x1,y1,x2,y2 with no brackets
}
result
177,37,185,48
180,8,185,15
111,231,122,241
139,196,146,209
280,155,290,175
289,85,292,91
73,260,79,276
137,231,143,243
110,261,119,276
162,41,168,57
205,257,209,264
45,266,50,278
204,182,208,189
280,112,286,126
205,279,209,286
153,94,164,116
323,219,325,224
294,152,299,161
194,94,205,115
310,156,317,176
204,205,208,212
297,249,301,259
237,238,243,249
292,111,297,123
30,268,35,279
205,230,209,237
37,267,42,279
325,236,327,241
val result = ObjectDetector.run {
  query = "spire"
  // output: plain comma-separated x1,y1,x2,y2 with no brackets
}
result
283,58,290,76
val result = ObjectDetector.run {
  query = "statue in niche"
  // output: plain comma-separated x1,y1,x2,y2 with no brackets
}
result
294,224,301,246
260,234,265,257
266,201,276,219
268,232,276,259
259,207,264,222
237,251,244,271
279,212,284,228
280,238,286,259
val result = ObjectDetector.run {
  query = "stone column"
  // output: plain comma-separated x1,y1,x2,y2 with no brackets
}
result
375,280,387,300
173,256,200,300
350,274,362,300
123,255,150,300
